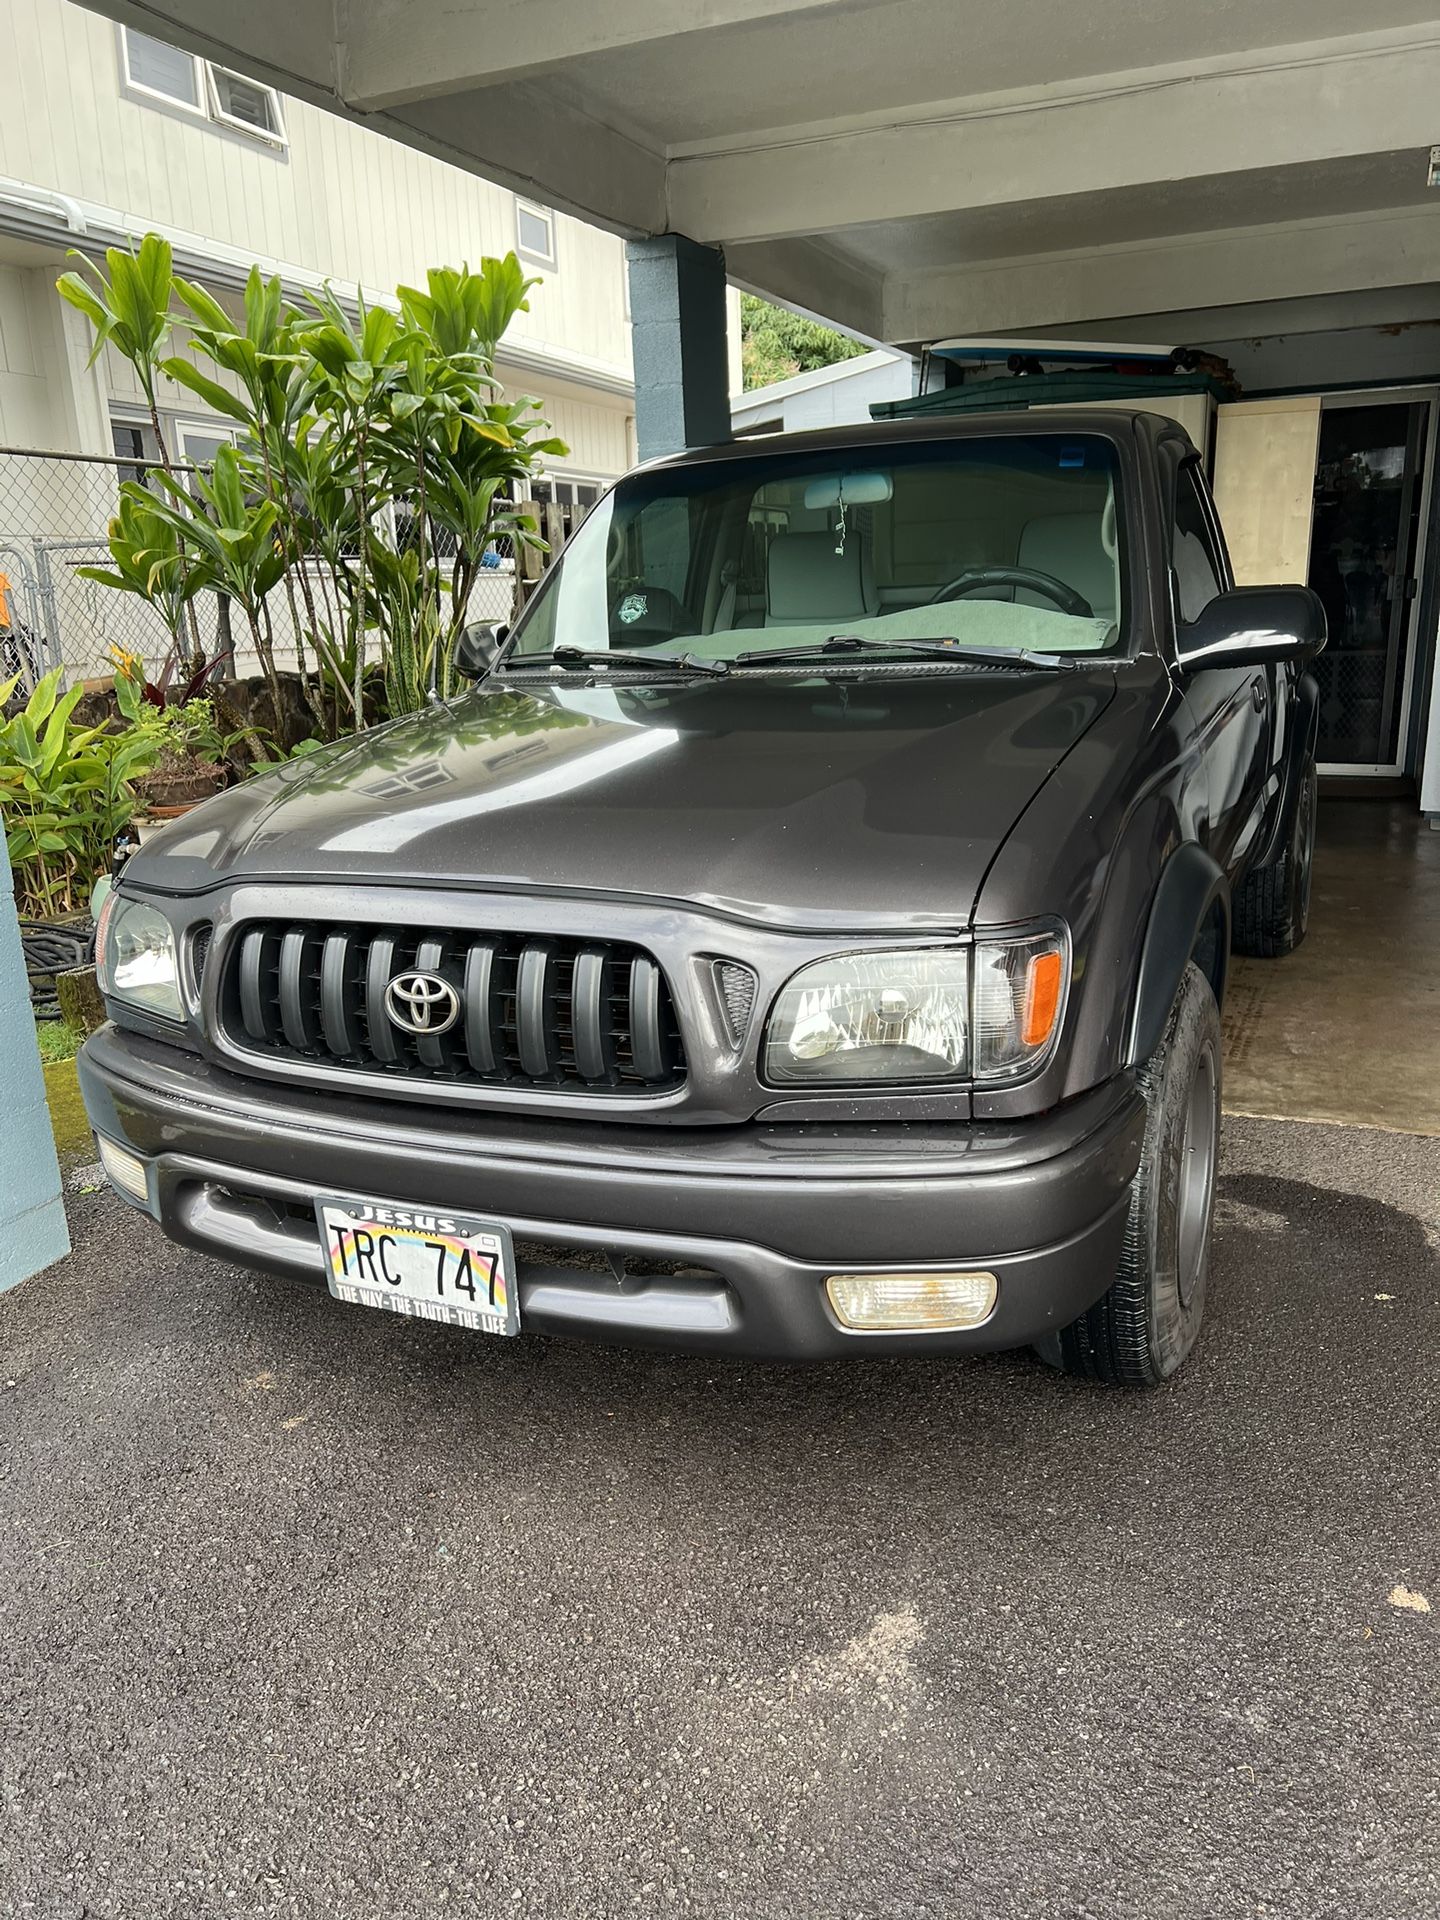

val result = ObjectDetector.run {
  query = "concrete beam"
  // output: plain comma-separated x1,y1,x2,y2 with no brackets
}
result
883,206,1440,345
667,32,1440,245
725,238,885,343
82,0,335,99
341,0,854,112
383,83,667,235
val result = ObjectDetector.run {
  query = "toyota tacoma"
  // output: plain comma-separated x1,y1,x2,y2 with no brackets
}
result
79,411,1325,1386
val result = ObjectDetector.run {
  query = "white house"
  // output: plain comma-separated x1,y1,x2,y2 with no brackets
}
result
732,349,921,438
0,2,643,491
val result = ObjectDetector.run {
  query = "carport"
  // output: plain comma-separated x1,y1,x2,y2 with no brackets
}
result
69,0,1440,1109
8,12,1440,1912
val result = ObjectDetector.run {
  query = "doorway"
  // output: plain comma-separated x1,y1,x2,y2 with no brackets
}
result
1305,391,1434,777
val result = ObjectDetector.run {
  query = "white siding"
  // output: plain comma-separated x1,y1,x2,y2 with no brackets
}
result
524,381,632,481
0,0,633,387
731,350,919,435
0,267,53,447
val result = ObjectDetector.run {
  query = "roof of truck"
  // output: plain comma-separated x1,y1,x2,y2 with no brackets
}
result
644,407,1188,472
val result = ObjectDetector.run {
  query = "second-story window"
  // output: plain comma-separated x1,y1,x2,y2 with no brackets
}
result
121,28,204,112
209,66,286,141
121,28,287,148
515,199,558,271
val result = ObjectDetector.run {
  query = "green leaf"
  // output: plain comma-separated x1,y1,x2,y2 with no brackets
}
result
173,275,236,334
22,668,64,727
162,359,254,424
55,272,113,365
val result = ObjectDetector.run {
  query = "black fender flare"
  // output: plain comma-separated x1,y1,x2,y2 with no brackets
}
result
1126,841,1230,1067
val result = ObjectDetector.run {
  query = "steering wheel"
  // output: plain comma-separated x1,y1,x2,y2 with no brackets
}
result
929,565,1093,619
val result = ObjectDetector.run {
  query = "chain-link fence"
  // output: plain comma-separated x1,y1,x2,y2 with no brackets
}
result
0,445,527,693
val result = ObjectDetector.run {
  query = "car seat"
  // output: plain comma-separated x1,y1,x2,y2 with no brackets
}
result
765,531,879,626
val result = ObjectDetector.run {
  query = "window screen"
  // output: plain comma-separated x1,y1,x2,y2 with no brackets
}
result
516,201,557,267
210,67,283,137
124,29,201,106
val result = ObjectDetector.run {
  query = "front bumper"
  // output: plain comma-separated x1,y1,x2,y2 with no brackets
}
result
78,1024,1146,1359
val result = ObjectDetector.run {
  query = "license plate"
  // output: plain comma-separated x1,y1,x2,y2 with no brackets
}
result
315,1193,519,1336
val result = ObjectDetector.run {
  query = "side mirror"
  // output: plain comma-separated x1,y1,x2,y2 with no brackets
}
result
453,621,507,679
1178,586,1326,672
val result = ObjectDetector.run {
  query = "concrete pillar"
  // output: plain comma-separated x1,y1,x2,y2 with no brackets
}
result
0,840,69,1293
626,234,731,461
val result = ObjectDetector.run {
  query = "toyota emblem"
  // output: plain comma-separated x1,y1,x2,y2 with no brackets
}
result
384,970,461,1037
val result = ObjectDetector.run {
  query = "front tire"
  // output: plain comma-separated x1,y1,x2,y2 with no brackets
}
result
1233,755,1317,957
1057,961,1221,1388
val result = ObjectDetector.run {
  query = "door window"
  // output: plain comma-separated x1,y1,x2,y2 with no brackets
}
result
1306,400,1430,769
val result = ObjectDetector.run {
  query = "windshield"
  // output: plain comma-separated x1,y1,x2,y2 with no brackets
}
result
505,434,1125,669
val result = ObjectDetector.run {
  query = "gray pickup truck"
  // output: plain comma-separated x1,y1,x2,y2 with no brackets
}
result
79,411,1324,1387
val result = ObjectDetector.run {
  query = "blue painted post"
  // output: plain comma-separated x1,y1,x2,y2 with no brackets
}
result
626,234,731,461
0,838,69,1292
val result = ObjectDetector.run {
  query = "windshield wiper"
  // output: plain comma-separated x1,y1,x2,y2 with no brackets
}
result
733,633,1074,670
503,644,729,678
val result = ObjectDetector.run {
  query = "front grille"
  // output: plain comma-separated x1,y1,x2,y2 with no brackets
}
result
218,920,686,1094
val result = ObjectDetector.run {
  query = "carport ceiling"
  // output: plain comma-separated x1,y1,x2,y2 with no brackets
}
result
83,0,1440,345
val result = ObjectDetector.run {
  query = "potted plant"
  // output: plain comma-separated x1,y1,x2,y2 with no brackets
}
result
1,666,157,921
111,656,258,820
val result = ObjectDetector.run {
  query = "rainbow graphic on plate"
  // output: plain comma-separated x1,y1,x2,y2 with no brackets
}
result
317,1200,516,1332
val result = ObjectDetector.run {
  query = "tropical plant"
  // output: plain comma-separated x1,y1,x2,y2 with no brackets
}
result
103,640,234,713
74,489,213,668
140,447,289,726
59,242,569,740
0,669,157,918
56,235,179,471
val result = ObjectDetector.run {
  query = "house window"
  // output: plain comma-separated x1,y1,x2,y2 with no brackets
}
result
529,478,601,510
177,422,239,469
121,28,204,111
515,199,557,270
208,66,286,141
121,27,287,147
112,419,163,489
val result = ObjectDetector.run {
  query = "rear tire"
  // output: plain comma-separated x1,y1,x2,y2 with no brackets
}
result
1057,961,1221,1388
1233,755,1317,958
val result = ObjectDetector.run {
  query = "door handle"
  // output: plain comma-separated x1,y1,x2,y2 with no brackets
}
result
1252,679,1267,711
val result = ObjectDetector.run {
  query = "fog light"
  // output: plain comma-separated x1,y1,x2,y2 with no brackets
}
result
825,1270,998,1332
96,1135,151,1209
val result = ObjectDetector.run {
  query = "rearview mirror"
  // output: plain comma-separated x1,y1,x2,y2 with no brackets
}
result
1178,586,1326,672
803,472,894,509
453,621,507,679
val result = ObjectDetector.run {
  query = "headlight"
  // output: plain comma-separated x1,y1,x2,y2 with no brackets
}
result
762,931,1067,1087
96,894,183,1021
764,950,969,1084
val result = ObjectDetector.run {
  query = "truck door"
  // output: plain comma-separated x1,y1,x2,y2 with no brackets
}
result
1170,455,1269,875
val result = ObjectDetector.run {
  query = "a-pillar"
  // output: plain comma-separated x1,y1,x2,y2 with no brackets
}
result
625,234,731,461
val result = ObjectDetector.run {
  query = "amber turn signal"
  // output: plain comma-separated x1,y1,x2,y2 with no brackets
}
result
1022,948,1065,1048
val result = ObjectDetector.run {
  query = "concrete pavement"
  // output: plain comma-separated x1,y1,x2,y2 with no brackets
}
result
1,1113,1437,1919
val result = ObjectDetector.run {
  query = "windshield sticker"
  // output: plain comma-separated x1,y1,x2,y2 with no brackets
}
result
618,593,648,624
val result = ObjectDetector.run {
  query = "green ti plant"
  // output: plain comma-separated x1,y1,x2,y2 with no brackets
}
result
0,669,157,918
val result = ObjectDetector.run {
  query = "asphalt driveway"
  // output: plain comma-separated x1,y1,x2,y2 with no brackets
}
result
2,1113,1438,1920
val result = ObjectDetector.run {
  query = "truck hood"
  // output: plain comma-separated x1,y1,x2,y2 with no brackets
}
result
131,668,1117,929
